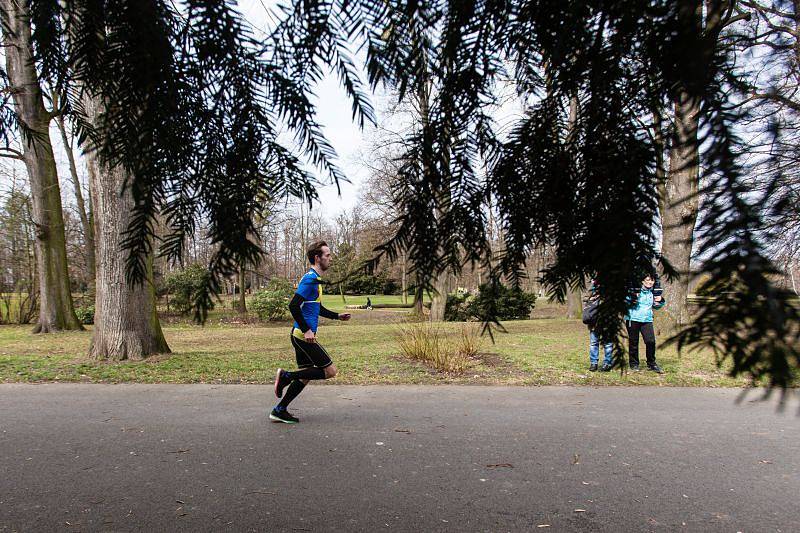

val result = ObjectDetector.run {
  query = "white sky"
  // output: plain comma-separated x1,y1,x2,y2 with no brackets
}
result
237,0,373,218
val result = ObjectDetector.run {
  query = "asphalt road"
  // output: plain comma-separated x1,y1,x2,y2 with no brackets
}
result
1,385,798,532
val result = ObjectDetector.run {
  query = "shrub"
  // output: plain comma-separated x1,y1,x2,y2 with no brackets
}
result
265,277,294,297
395,321,473,374
467,283,536,321
382,278,401,295
444,283,536,321
444,291,475,321
75,305,95,325
340,272,387,295
165,265,213,316
251,290,289,321
456,322,483,357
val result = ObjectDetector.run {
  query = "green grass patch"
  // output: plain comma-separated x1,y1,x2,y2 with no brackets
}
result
0,317,749,387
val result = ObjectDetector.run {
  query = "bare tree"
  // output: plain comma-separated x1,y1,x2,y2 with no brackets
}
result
0,169,38,324
51,91,96,296
737,0,800,293
0,0,81,332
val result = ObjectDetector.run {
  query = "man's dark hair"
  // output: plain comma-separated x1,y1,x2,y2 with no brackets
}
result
307,241,328,265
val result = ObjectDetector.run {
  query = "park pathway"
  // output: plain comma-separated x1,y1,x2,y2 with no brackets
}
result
1,385,798,532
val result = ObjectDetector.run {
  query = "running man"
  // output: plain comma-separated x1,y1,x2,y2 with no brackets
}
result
270,241,350,423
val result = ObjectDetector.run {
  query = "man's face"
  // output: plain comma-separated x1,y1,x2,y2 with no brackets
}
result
316,246,332,272
642,276,655,289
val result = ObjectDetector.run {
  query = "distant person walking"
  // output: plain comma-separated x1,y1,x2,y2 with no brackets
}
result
625,273,665,373
583,278,613,372
270,241,351,423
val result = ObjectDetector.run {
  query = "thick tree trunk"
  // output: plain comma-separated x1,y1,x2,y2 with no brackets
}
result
83,98,169,360
1,0,82,332
429,271,450,322
55,108,96,294
661,88,700,328
566,287,583,319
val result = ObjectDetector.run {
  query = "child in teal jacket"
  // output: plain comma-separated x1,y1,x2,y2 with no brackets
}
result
625,274,666,373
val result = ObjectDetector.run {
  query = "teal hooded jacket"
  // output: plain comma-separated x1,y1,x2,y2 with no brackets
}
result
625,287,666,323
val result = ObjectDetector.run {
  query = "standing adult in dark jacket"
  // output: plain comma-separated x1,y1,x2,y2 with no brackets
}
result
585,279,614,372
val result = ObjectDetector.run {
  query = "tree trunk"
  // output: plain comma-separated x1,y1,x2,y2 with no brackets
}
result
429,271,450,322
661,87,700,328
564,93,582,320
566,287,583,319
0,0,82,332
83,97,169,360
401,251,408,304
237,264,247,313
55,105,96,295
413,292,424,316
653,103,667,223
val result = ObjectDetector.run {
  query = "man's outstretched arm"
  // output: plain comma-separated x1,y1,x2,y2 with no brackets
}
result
319,305,340,320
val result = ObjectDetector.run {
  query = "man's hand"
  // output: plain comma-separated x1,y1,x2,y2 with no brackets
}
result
339,313,351,321
303,329,317,343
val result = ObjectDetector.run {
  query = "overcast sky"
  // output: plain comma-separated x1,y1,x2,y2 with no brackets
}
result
238,0,375,218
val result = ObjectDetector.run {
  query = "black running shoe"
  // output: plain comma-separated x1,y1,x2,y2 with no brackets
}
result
647,364,664,374
274,368,290,398
269,408,299,424
600,364,612,372
589,364,598,372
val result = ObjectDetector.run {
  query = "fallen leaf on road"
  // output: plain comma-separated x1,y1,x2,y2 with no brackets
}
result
572,454,580,465
759,460,773,464
394,429,411,433
176,500,185,504
486,463,513,468
574,509,586,513
168,449,191,454
537,525,551,528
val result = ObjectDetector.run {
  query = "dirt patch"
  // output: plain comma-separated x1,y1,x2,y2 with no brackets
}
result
472,351,510,368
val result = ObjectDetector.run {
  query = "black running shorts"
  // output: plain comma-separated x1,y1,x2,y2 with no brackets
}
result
291,331,333,369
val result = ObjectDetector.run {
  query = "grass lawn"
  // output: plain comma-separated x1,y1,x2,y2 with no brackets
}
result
0,310,747,387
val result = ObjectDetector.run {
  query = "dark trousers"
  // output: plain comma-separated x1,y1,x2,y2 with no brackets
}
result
626,320,656,367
